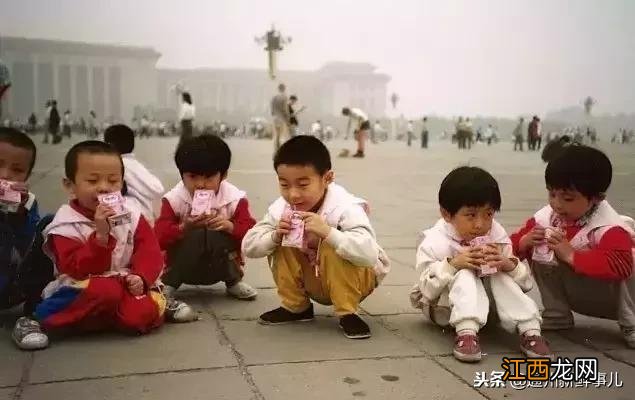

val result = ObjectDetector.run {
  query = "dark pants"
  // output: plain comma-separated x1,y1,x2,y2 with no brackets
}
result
421,131,428,148
514,137,523,151
44,125,60,143
162,229,241,289
1,215,55,315
180,119,193,141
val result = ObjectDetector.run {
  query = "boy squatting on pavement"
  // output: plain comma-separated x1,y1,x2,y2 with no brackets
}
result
410,166,552,362
510,145,635,347
242,136,391,339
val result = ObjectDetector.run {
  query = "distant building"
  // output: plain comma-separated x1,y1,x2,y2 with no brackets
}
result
0,36,391,122
0,36,160,122
158,62,390,119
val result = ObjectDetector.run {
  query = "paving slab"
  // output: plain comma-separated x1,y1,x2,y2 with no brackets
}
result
377,263,418,286
384,248,417,268
0,330,29,387
435,351,634,400
0,389,14,400
221,318,423,365
558,314,626,351
21,368,254,400
360,285,420,315
29,315,237,383
250,357,484,400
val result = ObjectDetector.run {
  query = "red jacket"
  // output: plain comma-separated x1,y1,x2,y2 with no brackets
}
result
510,217,633,281
154,197,256,263
49,200,163,289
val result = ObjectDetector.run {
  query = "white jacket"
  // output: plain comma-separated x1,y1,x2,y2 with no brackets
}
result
411,218,532,308
122,153,164,223
40,202,142,299
242,182,390,282
163,180,246,221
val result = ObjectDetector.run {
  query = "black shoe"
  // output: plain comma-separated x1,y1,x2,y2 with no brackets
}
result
258,305,314,325
352,152,365,158
339,314,371,339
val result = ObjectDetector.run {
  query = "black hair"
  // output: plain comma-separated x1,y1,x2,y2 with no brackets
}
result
64,140,123,182
545,145,612,198
0,127,37,177
289,95,298,101
174,134,231,177
439,166,501,215
342,107,351,115
182,92,192,105
273,135,331,175
103,124,135,154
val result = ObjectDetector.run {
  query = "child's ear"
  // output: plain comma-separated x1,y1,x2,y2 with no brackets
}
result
324,170,334,185
440,207,452,222
62,177,76,199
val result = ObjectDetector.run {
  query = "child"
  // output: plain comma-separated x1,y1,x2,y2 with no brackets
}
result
242,136,390,339
104,124,165,223
510,145,635,346
410,166,552,362
32,140,165,343
154,135,258,323
0,128,52,350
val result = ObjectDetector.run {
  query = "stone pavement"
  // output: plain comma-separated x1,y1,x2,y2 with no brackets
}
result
1,136,634,400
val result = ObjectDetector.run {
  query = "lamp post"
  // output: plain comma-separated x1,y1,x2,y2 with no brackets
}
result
255,25,292,80
0,58,10,119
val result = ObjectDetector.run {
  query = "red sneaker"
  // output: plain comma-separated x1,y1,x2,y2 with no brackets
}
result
520,334,554,360
453,333,482,363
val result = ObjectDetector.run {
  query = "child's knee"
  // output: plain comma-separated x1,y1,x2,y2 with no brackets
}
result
86,277,124,308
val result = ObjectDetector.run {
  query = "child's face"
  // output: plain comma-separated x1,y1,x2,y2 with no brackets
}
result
182,172,224,195
0,142,33,182
276,164,333,212
442,205,495,242
548,187,598,222
64,153,123,211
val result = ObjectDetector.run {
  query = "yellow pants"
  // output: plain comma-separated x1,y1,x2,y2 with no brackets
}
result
270,243,376,316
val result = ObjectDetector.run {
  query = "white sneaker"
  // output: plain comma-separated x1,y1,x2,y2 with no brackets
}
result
226,281,258,300
163,286,199,323
13,317,49,350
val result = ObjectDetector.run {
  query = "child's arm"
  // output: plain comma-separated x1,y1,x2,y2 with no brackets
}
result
13,198,41,257
570,227,633,281
129,216,164,289
510,217,538,260
324,206,379,267
230,198,256,245
241,212,279,258
415,241,457,304
154,198,183,250
49,233,116,280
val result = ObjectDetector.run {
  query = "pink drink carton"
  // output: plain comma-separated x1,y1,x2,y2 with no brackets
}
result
281,206,305,248
97,192,132,227
190,190,216,216
532,227,558,265
469,235,498,277
0,179,21,213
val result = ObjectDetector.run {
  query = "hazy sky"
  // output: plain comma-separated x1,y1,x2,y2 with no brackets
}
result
2,0,634,117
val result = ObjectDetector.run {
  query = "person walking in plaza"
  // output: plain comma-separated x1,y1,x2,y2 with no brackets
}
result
464,118,473,149
43,100,61,144
62,110,72,138
179,92,195,143
406,120,414,147
271,83,291,153
242,136,391,339
527,116,540,151
455,117,467,149
484,124,494,146
87,110,98,138
421,117,429,149
513,117,524,151
342,107,371,158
